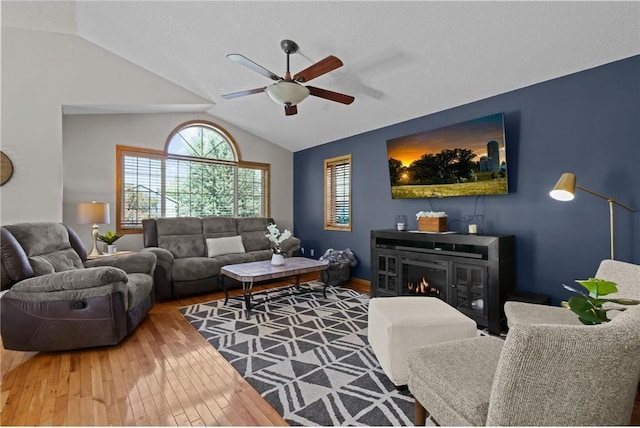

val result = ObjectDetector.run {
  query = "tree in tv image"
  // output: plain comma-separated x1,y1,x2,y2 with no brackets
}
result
387,113,508,198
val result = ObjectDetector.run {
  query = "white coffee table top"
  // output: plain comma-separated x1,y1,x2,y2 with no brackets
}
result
221,257,329,283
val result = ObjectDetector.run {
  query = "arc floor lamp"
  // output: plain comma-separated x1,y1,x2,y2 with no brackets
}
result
549,172,636,260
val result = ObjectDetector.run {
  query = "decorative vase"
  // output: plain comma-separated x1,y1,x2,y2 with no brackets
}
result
107,245,117,254
271,253,285,266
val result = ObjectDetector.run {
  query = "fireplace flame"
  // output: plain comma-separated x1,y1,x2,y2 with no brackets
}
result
407,277,440,296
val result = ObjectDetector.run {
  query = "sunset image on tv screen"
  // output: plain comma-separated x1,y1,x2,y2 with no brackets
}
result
386,113,508,198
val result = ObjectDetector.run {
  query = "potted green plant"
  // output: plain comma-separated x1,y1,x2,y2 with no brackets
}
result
97,231,123,254
562,278,640,325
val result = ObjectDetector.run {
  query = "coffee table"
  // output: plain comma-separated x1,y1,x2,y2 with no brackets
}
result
220,257,329,315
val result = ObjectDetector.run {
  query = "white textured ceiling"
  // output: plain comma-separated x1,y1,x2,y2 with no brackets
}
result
16,1,640,152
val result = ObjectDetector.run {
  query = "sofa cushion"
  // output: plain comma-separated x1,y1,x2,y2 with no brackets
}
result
236,217,272,252
172,257,223,281
6,222,71,256
213,250,272,266
156,217,205,258
28,256,56,275
5,223,84,273
202,216,238,238
408,337,503,426
241,231,272,253
207,236,245,258
29,249,84,274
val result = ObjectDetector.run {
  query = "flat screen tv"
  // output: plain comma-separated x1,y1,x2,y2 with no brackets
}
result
387,113,508,199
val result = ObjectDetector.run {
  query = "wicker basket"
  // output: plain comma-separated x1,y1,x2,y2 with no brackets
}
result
417,216,447,232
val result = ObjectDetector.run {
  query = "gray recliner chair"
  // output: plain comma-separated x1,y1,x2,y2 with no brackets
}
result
407,305,640,426
1,222,156,352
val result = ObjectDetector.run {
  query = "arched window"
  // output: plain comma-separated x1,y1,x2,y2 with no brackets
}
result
166,121,238,161
116,121,269,232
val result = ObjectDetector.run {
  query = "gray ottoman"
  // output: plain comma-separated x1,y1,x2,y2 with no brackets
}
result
368,296,477,386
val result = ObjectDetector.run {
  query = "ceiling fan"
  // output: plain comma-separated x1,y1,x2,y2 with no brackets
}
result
221,39,355,116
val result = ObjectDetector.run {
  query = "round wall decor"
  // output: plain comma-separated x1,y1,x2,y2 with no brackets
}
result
1,151,14,185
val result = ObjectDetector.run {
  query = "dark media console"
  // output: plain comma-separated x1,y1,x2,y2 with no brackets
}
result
370,229,515,334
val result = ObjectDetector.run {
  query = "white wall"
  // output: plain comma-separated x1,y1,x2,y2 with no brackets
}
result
63,113,294,251
2,25,294,250
0,26,213,224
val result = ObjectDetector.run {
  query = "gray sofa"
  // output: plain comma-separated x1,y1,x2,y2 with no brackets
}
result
142,217,301,300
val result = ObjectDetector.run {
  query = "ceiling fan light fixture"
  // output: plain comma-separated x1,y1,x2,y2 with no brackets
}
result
265,81,310,106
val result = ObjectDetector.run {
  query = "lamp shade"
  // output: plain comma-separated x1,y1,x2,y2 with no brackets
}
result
549,173,576,201
265,81,310,106
77,201,110,224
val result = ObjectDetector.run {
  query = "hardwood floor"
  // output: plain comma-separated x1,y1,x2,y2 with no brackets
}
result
2,277,639,426
1,274,369,426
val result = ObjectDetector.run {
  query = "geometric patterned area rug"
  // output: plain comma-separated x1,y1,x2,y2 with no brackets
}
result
180,284,416,426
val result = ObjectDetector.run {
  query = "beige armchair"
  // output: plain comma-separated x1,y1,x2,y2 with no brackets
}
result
504,259,640,327
407,305,640,426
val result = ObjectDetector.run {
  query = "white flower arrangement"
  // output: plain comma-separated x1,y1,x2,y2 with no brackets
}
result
416,211,447,219
266,223,292,254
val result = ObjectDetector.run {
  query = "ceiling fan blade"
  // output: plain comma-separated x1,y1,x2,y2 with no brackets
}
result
227,54,281,81
307,86,355,105
294,55,343,83
221,87,265,99
285,105,298,116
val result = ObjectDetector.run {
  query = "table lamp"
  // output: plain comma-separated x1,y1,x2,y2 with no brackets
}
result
77,201,110,257
549,172,636,260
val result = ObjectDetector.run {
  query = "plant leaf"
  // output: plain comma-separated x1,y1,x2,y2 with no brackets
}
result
567,295,609,324
588,298,609,307
575,278,618,298
97,230,122,244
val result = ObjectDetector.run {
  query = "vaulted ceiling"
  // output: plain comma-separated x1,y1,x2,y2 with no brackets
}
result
6,1,640,152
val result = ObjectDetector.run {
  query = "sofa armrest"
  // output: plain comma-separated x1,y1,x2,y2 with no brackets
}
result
281,236,301,257
84,252,157,276
141,248,173,282
5,267,130,310
141,247,174,264
503,301,582,328
9,267,128,292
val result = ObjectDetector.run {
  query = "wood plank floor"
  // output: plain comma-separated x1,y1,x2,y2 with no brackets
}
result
2,277,639,426
0,275,369,426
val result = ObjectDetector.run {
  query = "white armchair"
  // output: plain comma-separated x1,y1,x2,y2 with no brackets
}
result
504,259,640,327
407,306,640,426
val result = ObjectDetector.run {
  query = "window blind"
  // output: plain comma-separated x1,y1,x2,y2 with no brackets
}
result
116,145,269,232
324,154,352,231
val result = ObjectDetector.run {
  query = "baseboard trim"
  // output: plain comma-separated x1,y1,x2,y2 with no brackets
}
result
349,277,371,294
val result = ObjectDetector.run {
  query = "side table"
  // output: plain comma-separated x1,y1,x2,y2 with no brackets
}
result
86,250,135,260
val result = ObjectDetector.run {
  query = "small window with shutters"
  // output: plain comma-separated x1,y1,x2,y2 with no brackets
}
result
324,154,352,231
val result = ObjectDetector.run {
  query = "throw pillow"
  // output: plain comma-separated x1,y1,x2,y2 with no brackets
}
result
206,236,246,258
28,256,56,275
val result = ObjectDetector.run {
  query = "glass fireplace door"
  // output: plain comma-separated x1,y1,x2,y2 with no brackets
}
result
451,262,487,316
400,259,448,300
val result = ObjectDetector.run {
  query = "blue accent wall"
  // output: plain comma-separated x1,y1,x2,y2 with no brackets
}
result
294,55,639,304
